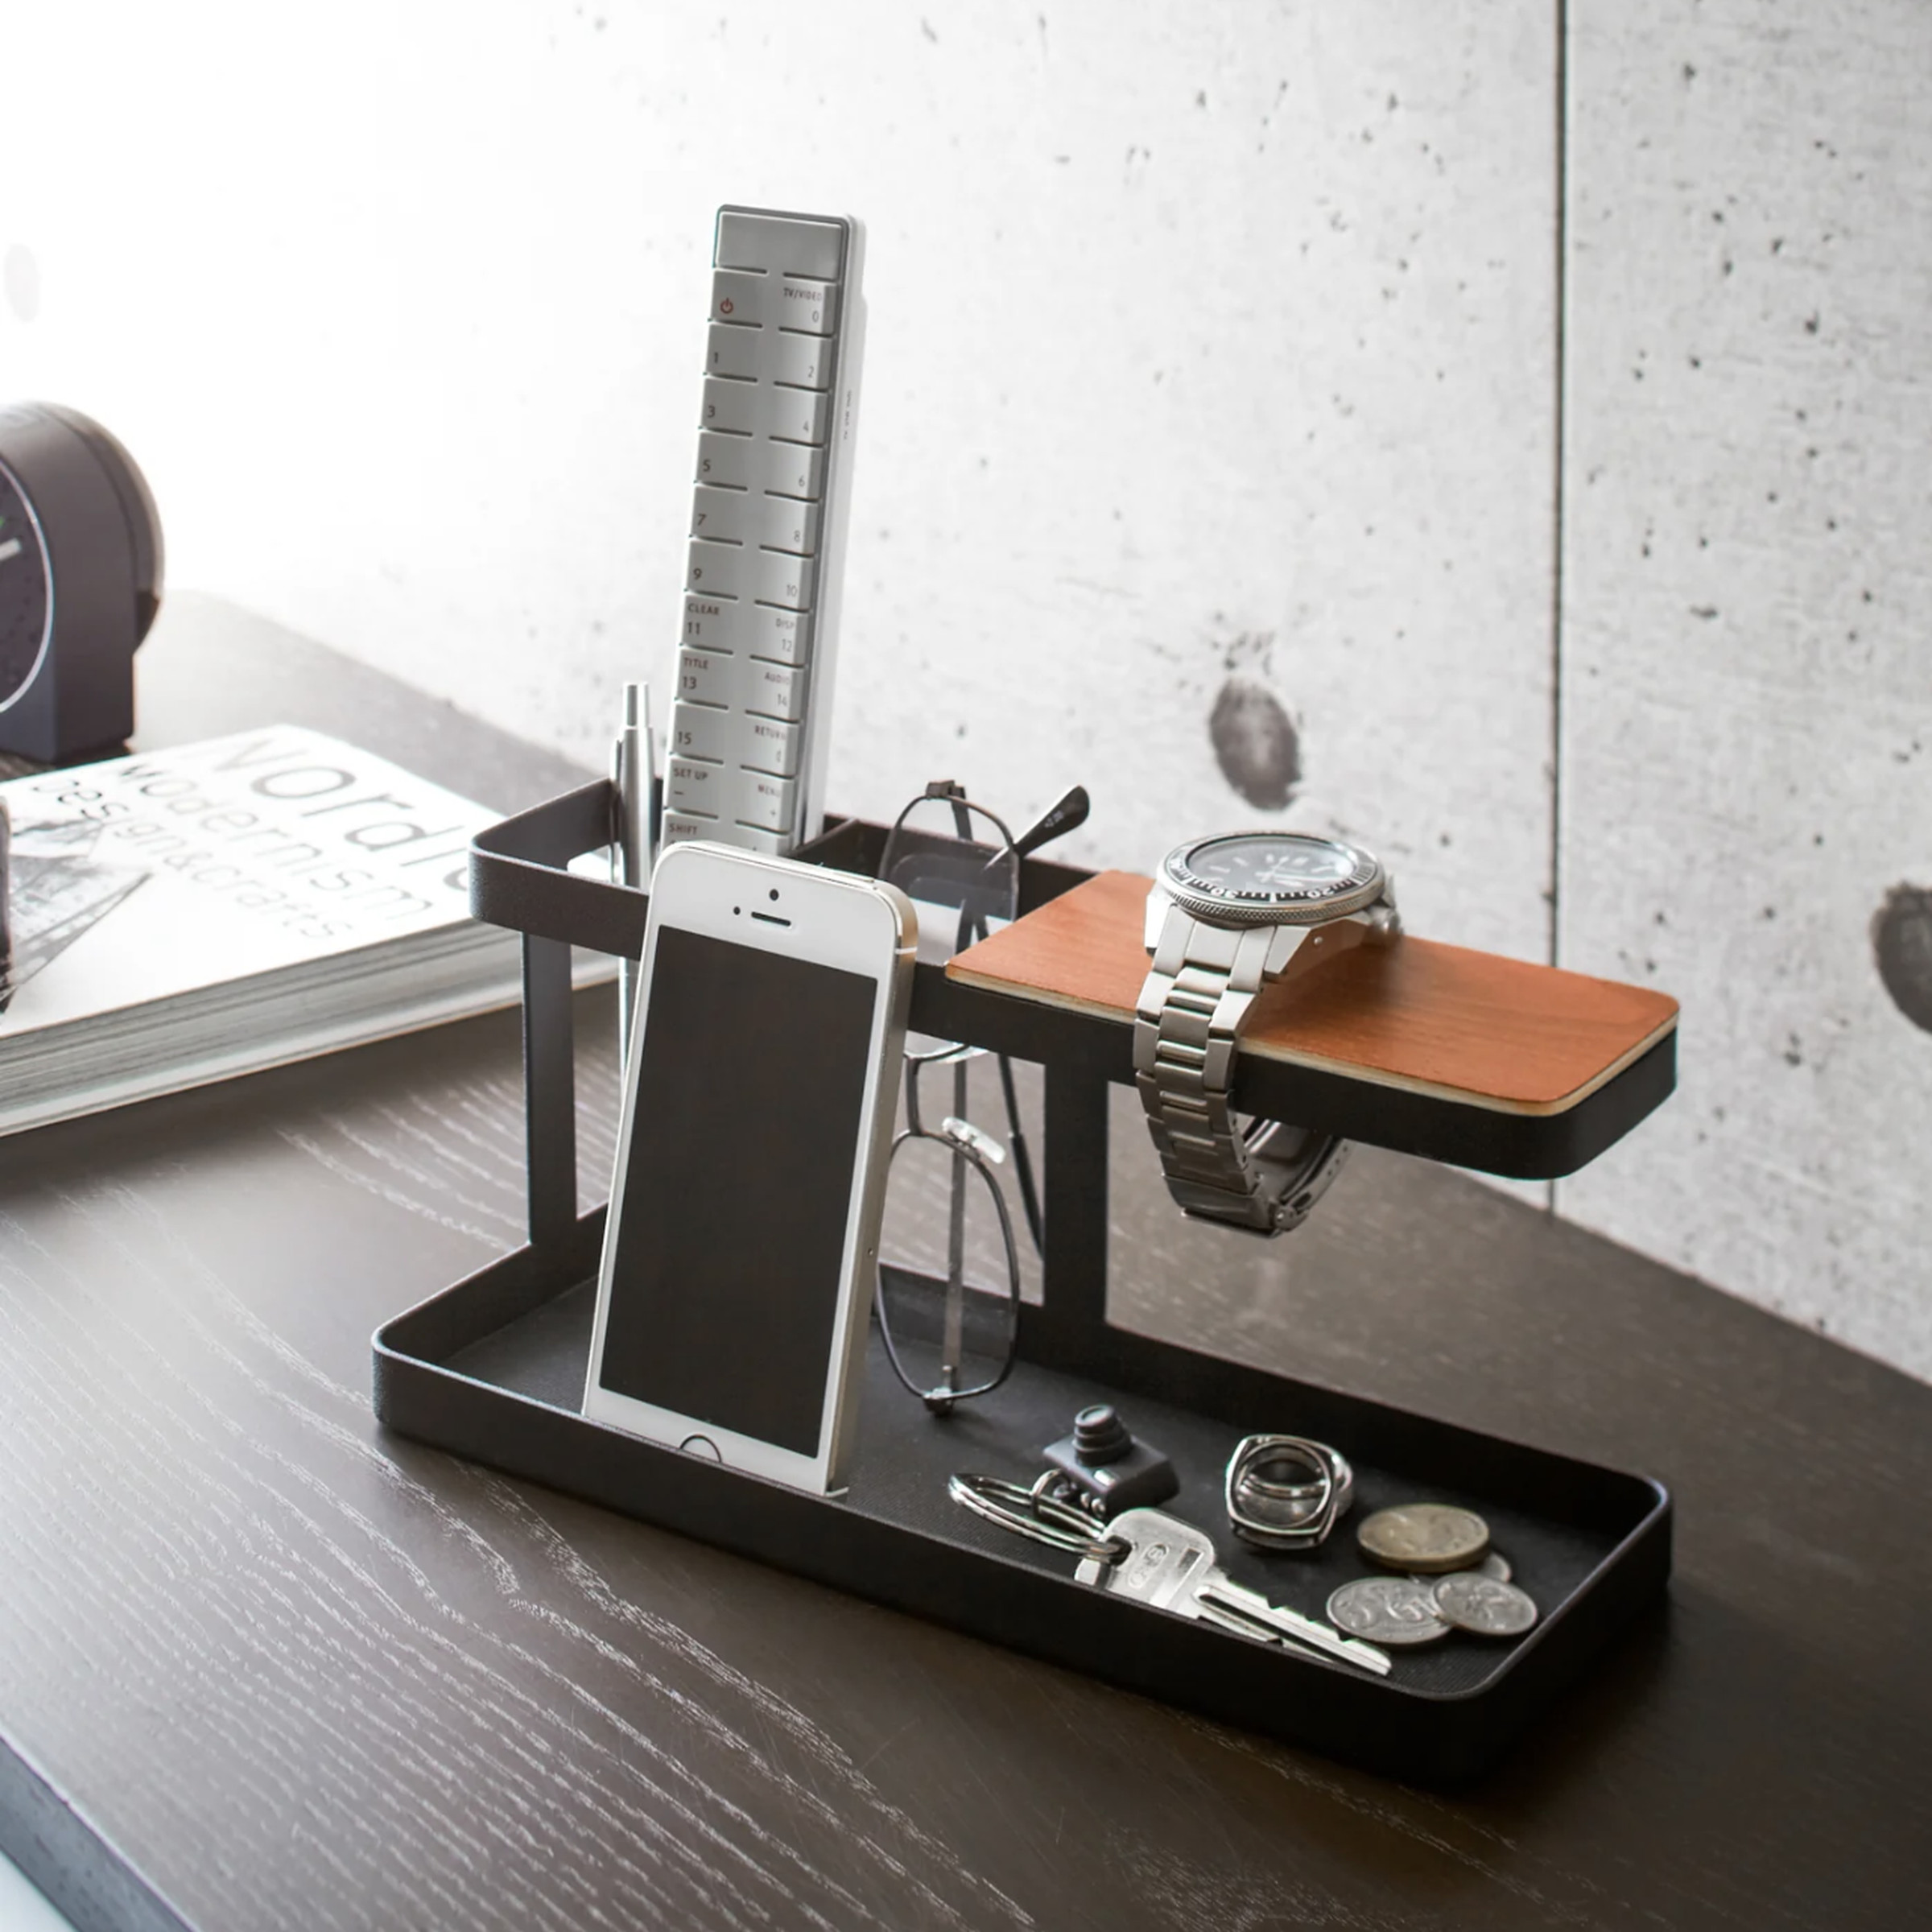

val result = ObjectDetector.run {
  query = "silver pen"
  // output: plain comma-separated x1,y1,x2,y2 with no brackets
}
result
613,683,654,1064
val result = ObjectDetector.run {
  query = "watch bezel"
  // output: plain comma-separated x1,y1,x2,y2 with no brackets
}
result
1158,832,1387,928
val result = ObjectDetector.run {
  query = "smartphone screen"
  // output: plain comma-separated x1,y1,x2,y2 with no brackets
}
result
595,923,879,1455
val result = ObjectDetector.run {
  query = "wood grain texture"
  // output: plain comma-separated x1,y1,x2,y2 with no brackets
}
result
3,605,1930,1931
1559,1,1932,1378
951,869,1678,1112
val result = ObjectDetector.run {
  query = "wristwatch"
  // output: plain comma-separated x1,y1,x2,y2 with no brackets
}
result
1135,830,1402,1235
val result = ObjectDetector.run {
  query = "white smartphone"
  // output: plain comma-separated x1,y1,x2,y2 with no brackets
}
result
583,840,915,1494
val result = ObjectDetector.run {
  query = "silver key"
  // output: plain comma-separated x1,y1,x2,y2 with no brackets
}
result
1075,1507,1391,1676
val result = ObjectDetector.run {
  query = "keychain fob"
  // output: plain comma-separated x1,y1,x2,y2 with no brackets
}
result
1042,1405,1179,1520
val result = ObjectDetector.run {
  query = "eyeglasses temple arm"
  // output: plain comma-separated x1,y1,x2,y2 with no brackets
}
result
1011,784,1089,862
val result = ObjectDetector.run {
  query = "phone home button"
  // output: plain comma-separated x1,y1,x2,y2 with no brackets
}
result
678,1434,724,1462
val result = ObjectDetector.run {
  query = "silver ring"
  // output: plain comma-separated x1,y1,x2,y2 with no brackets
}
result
947,1473,1129,1563
1225,1435,1355,1550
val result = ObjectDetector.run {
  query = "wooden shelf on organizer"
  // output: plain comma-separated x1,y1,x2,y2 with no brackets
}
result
944,870,1680,1180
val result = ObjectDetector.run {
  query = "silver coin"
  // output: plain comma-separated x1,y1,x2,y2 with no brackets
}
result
1432,1573,1539,1637
1414,1550,1511,1586
1325,1575,1451,1646
1357,1503,1490,1575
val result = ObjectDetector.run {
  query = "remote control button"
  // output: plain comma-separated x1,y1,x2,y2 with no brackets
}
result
733,770,799,835
755,494,820,555
661,810,718,844
715,210,845,282
700,377,763,438
753,550,817,611
686,539,751,600
667,700,736,765
745,658,808,721
777,277,837,335
766,388,830,447
741,714,804,778
681,597,814,667
710,269,767,326
695,431,753,490
676,649,730,705
665,756,725,816
770,333,833,390
762,440,826,501
748,605,812,666
689,485,745,544
681,595,731,650
705,325,764,382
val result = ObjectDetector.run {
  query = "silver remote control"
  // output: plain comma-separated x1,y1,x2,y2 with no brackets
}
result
662,205,865,857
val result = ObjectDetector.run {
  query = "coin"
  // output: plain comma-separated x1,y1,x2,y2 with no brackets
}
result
1325,1576,1451,1646
1432,1573,1539,1637
1415,1549,1511,1585
1357,1503,1490,1575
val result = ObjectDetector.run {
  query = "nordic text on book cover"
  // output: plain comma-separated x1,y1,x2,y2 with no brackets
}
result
0,727,495,1026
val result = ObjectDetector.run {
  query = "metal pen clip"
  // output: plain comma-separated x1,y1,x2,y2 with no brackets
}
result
613,682,655,1063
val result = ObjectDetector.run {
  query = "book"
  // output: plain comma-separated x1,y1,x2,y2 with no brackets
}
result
0,725,591,1137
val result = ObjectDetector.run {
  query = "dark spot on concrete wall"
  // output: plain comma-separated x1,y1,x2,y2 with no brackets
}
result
1209,677,1300,811
2,246,39,324
1873,885,1932,1031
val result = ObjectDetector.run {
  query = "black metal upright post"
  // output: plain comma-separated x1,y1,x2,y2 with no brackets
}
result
1027,1061,1114,1372
522,932,577,1251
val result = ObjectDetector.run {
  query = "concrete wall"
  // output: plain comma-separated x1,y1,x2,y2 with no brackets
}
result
4,2,1926,1378
1559,1,1932,1373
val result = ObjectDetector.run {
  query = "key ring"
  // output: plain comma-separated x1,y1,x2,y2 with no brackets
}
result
947,1473,1131,1564
1224,1435,1355,1550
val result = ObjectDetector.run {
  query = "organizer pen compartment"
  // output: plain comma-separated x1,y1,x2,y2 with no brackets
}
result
374,782,1674,1783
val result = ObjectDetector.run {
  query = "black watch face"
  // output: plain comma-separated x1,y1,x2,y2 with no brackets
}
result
0,463,49,708
1169,832,1379,910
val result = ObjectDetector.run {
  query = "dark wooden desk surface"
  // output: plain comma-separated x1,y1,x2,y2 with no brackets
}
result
3,597,1930,1932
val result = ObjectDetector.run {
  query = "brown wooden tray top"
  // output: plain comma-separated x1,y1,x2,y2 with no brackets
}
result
948,869,1679,1117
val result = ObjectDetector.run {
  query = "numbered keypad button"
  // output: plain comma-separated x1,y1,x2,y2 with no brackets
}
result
770,333,832,390
686,539,750,599
706,325,764,381
700,378,762,437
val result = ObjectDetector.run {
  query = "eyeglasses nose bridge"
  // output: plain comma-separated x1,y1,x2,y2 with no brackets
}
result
939,1115,1006,1165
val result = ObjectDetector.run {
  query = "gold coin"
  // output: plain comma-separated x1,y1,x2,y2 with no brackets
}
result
1356,1502,1490,1575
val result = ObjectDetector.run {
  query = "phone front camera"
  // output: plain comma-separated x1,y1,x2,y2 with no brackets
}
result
733,906,741,916
769,887,780,902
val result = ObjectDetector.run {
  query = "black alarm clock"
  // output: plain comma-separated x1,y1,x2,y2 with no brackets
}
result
0,402,163,762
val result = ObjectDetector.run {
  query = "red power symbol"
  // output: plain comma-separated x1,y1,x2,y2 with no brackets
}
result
719,297,735,316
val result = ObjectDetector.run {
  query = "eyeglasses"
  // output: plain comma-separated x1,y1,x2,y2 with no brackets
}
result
873,780,1087,1413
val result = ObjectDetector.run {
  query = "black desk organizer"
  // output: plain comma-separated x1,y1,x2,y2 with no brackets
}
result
373,781,1674,1784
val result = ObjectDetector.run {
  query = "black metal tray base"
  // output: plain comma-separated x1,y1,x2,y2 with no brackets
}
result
379,791,1674,1782
375,1208,1670,1785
